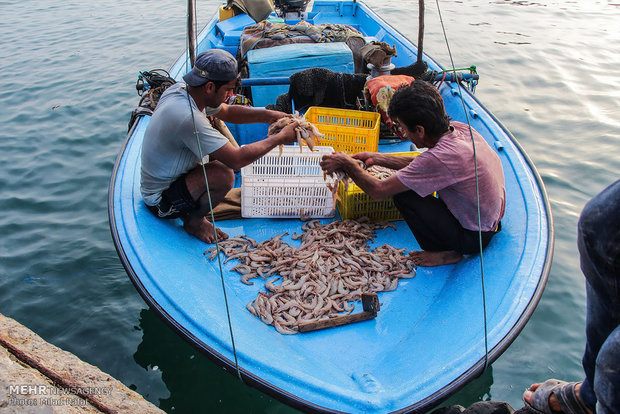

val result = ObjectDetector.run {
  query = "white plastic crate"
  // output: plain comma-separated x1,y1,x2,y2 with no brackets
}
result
241,145,336,219
241,145,334,178
241,176,335,218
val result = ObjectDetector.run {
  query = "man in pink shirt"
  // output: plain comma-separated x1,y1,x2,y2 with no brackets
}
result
320,80,505,266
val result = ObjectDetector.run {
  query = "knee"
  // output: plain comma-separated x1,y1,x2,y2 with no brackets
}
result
393,190,422,208
393,192,406,208
578,200,601,245
578,181,620,280
210,161,234,190
222,166,235,188
579,180,620,240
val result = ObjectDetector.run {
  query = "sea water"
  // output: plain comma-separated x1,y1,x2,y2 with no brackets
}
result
1,0,619,412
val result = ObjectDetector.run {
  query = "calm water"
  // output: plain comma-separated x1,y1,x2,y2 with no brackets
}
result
1,0,619,412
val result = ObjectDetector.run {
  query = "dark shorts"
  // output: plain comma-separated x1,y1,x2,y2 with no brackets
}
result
146,175,197,219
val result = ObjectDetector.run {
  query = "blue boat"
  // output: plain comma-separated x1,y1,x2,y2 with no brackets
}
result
109,1,553,412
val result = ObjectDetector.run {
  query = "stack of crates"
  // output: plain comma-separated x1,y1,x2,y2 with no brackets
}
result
241,146,336,219
303,107,418,221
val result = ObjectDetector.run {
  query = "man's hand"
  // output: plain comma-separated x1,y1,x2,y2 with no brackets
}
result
275,120,300,145
320,152,356,175
352,152,381,167
265,109,294,124
353,152,414,170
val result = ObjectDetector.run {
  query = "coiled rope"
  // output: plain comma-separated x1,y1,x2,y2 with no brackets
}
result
434,0,490,371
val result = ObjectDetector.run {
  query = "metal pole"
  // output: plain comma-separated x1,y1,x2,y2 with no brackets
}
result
187,0,196,67
417,0,424,64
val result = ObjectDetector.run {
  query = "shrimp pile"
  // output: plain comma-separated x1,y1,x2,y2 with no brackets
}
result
204,217,416,334
268,114,324,155
366,165,397,180
324,158,366,203
324,162,396,203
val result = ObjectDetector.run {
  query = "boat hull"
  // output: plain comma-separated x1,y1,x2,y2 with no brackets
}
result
109,1,553,412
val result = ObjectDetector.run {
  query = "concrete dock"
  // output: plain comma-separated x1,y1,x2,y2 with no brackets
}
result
0,312,164,413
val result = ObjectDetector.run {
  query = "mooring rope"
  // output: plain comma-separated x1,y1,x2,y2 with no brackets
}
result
186,90,244,382
434,0,490,371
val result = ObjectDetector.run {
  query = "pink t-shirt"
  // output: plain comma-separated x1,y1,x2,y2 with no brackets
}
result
396,122,505,231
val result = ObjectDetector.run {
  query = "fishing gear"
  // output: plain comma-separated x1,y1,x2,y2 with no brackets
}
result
128,69,177,131
433,66,478,93
135,69,175,96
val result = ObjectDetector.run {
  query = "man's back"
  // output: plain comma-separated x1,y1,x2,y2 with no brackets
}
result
140,83,227,206
397,121,505,231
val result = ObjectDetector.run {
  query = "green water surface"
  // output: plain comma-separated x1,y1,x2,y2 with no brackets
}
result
1,0,619,412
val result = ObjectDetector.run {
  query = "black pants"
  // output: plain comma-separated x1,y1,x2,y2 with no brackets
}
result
393,190,498,254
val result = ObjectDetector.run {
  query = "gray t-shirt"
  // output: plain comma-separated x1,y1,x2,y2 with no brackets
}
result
140,83,229,206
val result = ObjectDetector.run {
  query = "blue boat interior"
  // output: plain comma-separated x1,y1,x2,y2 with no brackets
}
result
110,1,552,412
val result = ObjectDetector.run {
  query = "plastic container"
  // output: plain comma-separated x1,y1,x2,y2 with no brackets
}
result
337,152,420,221
241,145,336,218
304,107,381,153
242,176,335,218
241,145,334,178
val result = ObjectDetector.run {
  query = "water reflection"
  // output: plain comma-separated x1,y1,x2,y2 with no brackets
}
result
439,367,495,409
134,308,298,413
134,307,493,412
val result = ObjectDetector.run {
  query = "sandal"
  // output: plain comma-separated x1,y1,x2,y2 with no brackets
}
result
524,379,590,414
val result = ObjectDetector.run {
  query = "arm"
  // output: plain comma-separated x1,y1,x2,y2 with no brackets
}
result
209,121,298,170
215,104,290,124
353,152,416,170
320,153,409,201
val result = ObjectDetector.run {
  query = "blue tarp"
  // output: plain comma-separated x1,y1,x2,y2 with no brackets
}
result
247,42,354,106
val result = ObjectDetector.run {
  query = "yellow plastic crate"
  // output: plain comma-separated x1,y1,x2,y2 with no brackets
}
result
337,152,421,221
304,106,381,153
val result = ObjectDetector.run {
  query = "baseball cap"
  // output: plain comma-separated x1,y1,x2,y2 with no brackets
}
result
183,49,238,86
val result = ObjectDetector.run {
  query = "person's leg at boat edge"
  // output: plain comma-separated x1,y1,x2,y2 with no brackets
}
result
430,180,620,414
522,178,620,414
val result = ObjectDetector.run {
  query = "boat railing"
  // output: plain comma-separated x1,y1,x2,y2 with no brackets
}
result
240,72,478,87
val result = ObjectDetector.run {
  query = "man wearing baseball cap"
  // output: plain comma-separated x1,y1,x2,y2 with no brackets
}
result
141,49,297,243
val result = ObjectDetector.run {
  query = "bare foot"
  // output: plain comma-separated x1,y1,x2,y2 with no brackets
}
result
523,382,592,414
409,250,463,267
183,217,228,243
